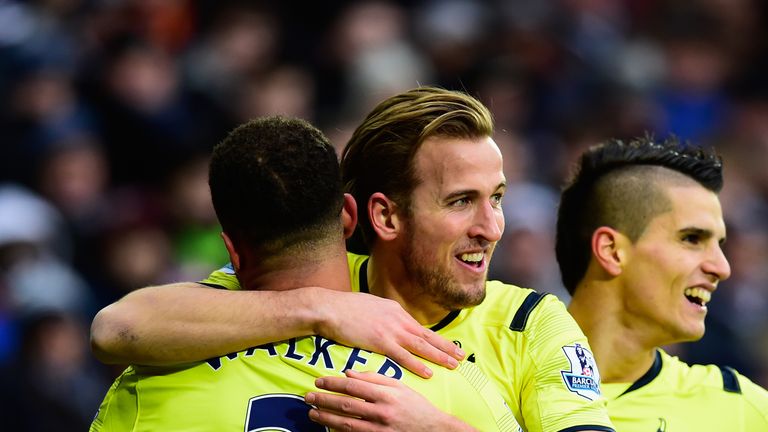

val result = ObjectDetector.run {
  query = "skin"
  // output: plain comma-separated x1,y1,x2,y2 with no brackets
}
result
90,283,462,378
569,181,732,384
366,135,506,325
306,370,477,432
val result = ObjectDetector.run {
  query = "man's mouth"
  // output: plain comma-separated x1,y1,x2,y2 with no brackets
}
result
684,287,711,307
458,252,484,268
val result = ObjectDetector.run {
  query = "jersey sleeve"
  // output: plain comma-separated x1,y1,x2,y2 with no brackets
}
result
199,263,242,290
518,294,614,432
739,372,768,430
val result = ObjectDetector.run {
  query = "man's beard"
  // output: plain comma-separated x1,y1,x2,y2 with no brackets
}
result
401,223,487,311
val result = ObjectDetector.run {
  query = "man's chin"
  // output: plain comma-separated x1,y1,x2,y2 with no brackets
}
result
675,326,706,344
444,285,486,310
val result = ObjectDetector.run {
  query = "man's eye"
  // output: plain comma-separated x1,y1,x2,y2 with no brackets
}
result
491,193,504,206
682,234,701,245
451,198,469,207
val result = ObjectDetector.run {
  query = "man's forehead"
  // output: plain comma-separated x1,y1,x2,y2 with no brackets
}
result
415,135,502,174
657,183,725,235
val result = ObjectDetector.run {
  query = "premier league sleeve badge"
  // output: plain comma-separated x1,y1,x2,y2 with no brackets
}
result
560,343,601,400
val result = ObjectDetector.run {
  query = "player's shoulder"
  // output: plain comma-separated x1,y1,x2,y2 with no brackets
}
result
660,349,734,391
660,349,768,424
482,280,572,332
199,263,241,290
661,349,768,399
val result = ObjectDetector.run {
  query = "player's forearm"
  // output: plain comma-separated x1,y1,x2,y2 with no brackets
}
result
90,283,323,365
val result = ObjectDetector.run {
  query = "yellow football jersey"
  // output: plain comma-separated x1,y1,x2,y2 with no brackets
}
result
602,349,768,431
91,334,520,431
92,260,521,432
201,253,615,432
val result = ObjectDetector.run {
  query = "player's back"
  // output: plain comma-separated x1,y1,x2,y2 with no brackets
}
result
602,349,768,431
90,335,520,431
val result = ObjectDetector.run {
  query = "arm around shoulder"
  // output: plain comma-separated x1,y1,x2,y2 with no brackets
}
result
90,281,463,376
90,283,323,365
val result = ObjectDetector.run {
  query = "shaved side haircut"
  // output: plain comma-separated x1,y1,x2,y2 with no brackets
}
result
556,136,723,294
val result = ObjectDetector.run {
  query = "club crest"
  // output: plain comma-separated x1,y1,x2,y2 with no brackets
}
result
560,343,601,400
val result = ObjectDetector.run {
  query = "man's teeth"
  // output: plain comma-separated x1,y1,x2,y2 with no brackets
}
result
460,253,483,263
684,287,711,305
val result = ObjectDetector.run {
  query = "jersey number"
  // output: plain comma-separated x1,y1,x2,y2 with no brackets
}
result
245,394,329,432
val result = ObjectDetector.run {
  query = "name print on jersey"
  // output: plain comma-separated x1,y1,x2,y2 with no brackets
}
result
560,343,601,400
205,336,405,379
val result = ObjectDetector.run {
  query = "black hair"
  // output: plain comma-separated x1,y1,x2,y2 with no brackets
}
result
556,135,723,294
209,116,344,255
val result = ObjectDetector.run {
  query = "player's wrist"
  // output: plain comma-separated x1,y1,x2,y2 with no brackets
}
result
298,286,334,337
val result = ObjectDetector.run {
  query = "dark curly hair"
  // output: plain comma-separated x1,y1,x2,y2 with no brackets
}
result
209,116,344,255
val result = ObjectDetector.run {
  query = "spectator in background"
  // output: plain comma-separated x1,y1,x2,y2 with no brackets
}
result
0,185,91,319
163,153,228,281
0,185,108,431
233,65,317,124
489,182,568,301
0,311,109,432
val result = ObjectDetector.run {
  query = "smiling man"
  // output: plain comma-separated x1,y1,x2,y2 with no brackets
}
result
557,137,768,431
296,87,612,431
91,87,615,432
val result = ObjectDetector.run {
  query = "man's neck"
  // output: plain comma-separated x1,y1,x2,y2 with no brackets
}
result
366,249,453,326
568,283,659,384
237,245,351,293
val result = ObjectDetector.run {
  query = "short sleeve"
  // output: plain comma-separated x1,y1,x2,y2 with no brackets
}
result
519,295,614,432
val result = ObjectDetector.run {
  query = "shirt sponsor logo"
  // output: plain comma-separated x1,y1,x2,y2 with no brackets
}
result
560,343,601,400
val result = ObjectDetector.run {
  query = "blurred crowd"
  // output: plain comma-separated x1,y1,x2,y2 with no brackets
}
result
1,0,767,429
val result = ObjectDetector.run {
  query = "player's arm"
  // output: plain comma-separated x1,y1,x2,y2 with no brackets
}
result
306,370,480,432
90,283,463,377
517,293,615,432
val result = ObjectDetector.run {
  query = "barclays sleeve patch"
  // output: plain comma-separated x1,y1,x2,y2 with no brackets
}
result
560,343,601,400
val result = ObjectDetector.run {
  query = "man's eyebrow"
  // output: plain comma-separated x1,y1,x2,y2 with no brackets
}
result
444,182,506,201
680,227,727,244
444,189,478,201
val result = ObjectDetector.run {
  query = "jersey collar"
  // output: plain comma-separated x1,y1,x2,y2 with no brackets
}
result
618,349,663,397
358,258,461,331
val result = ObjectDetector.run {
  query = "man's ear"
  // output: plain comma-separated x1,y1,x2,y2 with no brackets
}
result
341,193,358,239
369,192,402,241
221,231,241,272
591,226,629,277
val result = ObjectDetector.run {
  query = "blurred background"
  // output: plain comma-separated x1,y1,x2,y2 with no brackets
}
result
0,0,767,429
